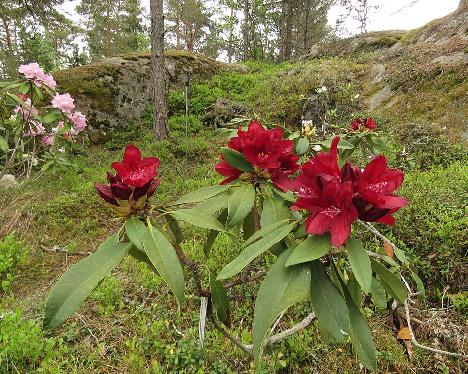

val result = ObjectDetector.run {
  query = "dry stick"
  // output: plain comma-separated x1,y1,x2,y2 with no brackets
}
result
41,245,92,256
210,312,254,357
245,312,317,350
364,223,468,360
225,270,267,289
403,299,468,359
252,199,260,231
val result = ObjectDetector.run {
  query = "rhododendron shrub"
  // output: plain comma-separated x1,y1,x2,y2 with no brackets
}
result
44,120,418,372
0,62,86,176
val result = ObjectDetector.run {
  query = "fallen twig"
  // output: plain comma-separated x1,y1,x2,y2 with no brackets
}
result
41,245,92,256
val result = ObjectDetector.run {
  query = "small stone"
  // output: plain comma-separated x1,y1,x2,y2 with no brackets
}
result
0,174,19,189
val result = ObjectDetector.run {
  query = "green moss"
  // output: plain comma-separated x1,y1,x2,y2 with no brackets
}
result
53,63,121,112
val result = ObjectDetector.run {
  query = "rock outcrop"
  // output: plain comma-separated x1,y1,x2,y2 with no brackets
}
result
53,50,248,129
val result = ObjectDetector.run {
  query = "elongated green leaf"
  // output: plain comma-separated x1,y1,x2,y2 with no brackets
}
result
195,195,228,215
222,147,254,173
0,135,8,152
217,223,296,280
175,185,231,205
346,238,372,293
242,210,255,240
41,111,59,124
244,220,290,247
211,280,230,326
410,270,426,301
347,274,362,307
321,138,355,150
295,137,309,155
43,235,130,330
370,259,407,303
339,273,377,371
309,261,349,341
227,184,255,228
165,215,184,244
143,223,185,307
371,277,387,309
204,209,228,256
253,249,311,363
260,194,290,228
170,208,225,232
285,234,330,267
273,188,296,203
125,218,147,250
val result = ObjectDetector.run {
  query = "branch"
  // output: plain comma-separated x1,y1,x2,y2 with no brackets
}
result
41,245,91,256
225,270,267,289
210,313,253,357
245,312,316,350
403,299,468,359
173,243,210,297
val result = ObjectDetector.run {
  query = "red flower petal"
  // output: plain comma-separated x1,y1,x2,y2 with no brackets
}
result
95,183,118,206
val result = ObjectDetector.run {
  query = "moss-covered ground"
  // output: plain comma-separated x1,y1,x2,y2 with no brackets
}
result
1,102,467,372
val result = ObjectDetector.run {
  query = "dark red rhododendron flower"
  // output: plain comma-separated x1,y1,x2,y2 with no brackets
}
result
215,120,299,191
350,117,377,131
95,145,160,217
290,136,406,246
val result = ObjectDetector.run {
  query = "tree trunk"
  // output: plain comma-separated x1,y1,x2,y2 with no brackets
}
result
242,0,250,61
1,15,13,53
228,5,234,63
150,0,168,141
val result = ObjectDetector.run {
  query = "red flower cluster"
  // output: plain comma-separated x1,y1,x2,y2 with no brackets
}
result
95,145,160,217
291,137,407,247
350,118,377,131
215,120,299,191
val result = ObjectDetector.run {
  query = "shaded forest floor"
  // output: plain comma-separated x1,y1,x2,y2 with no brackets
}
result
0,109,467,372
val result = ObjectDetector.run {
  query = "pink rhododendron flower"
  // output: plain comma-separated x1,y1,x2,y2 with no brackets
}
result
18,62,56,88
52,121,65,133
41,134,55,146
68,111,87,131
18,62,42,79
40,73,57,89
14,98,38,122
24,121,45,137
51,93,75,113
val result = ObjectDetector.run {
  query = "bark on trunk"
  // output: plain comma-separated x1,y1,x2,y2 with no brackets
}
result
1,16,13,53
242,0,250,61
150,0,168,141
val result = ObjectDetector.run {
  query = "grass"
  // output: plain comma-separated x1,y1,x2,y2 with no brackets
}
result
1,114,467,372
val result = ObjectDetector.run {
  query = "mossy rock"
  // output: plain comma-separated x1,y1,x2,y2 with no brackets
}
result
53,51,248,129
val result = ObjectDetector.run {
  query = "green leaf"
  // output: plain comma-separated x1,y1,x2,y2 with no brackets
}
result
125,218,147,251
336,273,377,371
410,270,426,301
260,193,290,228
321,137,355,150
346,238,372,293
370,259,407,303
252,249,311,363
165,215,184,244
227,184,255,228
295,137,310,155
285,234,330,267
244,220,290,247
204,209,228,256
273,188,296,203
0,135,8,152
221,147,253,173
309,261,349,341
195,195,228,215
347,274,362,307
170,208,225,232
211,280,230,326
242,210,255,240
217,223,296,280
143,223,185,307
371,277,387,309
43,235,130,330
41,111,58,124
18,81,30,94
175,185,231,205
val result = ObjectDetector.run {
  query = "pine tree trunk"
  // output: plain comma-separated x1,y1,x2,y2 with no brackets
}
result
150,0,168,141
242,0,250,61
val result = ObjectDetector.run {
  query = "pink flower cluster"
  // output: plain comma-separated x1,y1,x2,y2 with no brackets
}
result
52,93,75,113
18,63,56,89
